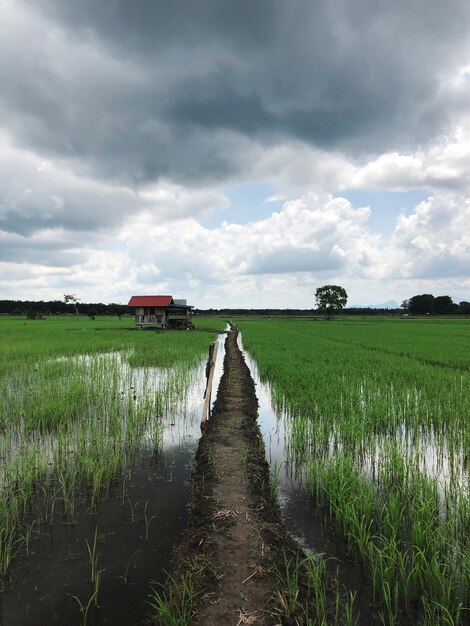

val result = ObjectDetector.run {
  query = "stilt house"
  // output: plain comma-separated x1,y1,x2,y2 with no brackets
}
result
127,295,195,329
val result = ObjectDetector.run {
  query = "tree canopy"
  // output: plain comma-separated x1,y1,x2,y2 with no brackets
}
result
64,293,80,315
315,284,348,319
403,294,458,315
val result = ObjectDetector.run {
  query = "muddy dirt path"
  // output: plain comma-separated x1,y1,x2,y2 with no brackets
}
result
192,328,279,624
151,328,296,626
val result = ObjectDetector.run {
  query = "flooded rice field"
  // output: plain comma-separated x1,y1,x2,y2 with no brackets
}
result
239,334,378,621
1,443,192,626
237,319,469,626
0,330,227,626
240,331,467,527
1,316,468,625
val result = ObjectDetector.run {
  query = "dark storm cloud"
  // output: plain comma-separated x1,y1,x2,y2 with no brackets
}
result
0,235,83,266
1,0,470,187
0,148,150,236
0,178,138,236
1,199,119,236
35,0,275,54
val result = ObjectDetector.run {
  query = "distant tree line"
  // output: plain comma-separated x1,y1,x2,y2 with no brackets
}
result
401,294,470,315
0,300,129,317
1,297,469,318
195,307,402,316
195,308,315,316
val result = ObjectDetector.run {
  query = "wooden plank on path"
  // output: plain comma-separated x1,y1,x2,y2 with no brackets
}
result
201,341,218,425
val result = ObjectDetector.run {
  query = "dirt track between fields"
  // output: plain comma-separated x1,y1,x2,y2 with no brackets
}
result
150,327,298,626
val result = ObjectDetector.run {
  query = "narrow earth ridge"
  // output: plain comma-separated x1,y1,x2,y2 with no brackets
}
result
149,327,300,625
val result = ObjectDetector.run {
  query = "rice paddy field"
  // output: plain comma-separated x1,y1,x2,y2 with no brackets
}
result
1,313,468,625
0,314,225,625
237,316,469,626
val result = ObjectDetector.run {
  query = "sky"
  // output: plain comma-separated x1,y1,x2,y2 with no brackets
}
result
1,0,470,308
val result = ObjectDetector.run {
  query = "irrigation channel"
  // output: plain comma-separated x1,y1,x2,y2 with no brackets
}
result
0,332,227,626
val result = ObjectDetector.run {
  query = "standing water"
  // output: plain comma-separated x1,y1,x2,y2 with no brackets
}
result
0,334,226,626
236,334,365,593
238,330,469,625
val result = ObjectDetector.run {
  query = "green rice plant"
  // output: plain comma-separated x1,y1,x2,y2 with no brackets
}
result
85,526,104,607
276,551,360,626
38,483,57,525
127,498,140,523
272,551,302,621
118,548,141,585
333,570,342,624
73,590,98,626
57,468,77,522
144,501,157,540
304,553,328,623
422,597,466,626
148,569,199,626
150,419,165,453
270,461,281,501
237,317,469,624
343,591,358,626
0,527,21,577
394,546,420,611
380,580,399,625
18,519,37,557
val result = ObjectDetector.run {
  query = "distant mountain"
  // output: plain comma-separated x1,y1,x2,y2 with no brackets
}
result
349,300,399,309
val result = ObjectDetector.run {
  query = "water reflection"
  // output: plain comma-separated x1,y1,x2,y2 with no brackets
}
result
238,333,468,529
0,335,226,626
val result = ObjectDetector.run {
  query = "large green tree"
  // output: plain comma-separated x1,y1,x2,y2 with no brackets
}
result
408,294,434,315
315,284,348,319
433,295,453,314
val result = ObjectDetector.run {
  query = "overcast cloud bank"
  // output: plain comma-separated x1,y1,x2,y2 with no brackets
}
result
1,0,469,306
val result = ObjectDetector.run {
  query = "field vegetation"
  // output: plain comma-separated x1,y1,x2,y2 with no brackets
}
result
1,313,468,624
237,317,469,625
0,315,224,619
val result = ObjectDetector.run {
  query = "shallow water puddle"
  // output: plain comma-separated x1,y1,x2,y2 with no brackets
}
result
0,336,226,626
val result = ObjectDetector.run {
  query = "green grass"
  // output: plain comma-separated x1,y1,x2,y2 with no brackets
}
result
0,315,227,370
237,316,469,624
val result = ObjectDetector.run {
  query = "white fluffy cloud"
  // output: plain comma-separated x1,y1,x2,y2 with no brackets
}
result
50,192,470,305
392,195,470,279
122,194,381,285
1,189,469,306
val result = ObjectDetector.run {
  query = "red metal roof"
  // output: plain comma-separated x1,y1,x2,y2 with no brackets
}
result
127,295,174,307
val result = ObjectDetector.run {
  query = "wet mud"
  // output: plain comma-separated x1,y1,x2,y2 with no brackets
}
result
154,329,303,625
